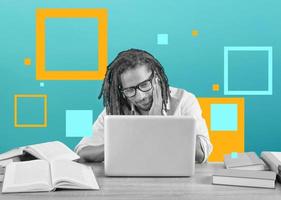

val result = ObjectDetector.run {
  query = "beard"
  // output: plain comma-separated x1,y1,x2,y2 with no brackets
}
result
135,96,153,112
137,101,153,111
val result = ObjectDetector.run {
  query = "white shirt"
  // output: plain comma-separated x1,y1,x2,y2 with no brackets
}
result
75,87,213,163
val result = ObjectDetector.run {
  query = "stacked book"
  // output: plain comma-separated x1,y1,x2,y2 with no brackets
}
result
0,150,22,183
212,152,278,189
0,164,4,182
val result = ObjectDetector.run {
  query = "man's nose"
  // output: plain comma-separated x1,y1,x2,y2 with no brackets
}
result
135,89,146,100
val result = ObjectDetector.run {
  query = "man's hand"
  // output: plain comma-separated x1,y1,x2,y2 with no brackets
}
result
195,137,205,163
78,145,104,162
148,76,163,115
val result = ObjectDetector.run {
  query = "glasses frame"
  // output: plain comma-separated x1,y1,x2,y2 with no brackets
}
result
121,72,154,98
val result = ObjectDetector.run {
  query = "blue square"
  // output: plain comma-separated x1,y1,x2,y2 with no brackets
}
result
211,104,238,131
66,110,93,137
231,152,238,159
157,34,168,45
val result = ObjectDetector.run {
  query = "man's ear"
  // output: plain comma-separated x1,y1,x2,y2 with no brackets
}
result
154,71,160,82
156,76,160,82
155,75,160,83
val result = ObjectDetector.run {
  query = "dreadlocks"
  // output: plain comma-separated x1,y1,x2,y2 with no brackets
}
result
98,49,170,115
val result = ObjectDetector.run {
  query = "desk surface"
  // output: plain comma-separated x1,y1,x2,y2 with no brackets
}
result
1,162,280,200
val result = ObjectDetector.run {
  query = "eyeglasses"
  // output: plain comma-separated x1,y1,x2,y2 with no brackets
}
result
121,72,154,98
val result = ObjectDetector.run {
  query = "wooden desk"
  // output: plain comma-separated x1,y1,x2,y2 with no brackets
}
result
1,162,280,200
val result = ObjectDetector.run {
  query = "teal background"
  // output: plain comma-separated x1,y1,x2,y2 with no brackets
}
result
17,97,45,124
228,51,269,91
0,0,280,154
46,18,98,71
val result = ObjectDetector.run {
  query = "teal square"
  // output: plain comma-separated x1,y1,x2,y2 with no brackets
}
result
17,97,45,124
211,104,238,131
224,46,272,95
228,51,268,91
157,34,168,45
231,152,238,159
46,18,98,71
66,110,93,137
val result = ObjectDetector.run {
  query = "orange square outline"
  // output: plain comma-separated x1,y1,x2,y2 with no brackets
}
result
36,8,108,80
14,94,48,128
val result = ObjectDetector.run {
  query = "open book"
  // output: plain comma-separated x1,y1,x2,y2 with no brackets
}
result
0,141,79,162
260,151,281,173
2,160,99,193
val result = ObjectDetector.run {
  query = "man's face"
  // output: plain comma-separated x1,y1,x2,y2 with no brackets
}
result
120,65,154,111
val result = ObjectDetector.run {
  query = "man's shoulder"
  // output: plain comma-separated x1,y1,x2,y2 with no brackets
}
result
168,86,199,113
169,86,196,100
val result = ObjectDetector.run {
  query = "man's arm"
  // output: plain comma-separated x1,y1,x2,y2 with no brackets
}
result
75,109,106,162
195,136,204,163
77,145,104,162
181,92,213,163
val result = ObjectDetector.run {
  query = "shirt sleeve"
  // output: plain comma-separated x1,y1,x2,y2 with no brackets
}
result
74,109,106,154
181,93,213,163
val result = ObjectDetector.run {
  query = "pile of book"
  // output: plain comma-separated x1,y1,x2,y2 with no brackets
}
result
212,151,281,189
0,162,5,182
0,148,23,183
0,141,99,193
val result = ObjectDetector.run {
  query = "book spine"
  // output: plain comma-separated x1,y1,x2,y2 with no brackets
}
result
277,165,281,184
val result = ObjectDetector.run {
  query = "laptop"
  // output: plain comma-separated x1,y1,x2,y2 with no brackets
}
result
104,116,196,176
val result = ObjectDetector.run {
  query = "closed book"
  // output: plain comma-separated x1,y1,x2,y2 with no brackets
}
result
260,152,281,174
212,169,276,189
224,152,268,170
277,165,281,183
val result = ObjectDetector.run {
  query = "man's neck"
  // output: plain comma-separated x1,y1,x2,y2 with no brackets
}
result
139,109,149,115
134,106,149,115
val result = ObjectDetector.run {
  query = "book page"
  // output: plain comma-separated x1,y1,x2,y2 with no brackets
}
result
271,152,281,164
0,159,14,168
0,156,21,168
0,147,25,160
25,141,80,162
50,160,99,190
0,174,4,183
2,160,52,193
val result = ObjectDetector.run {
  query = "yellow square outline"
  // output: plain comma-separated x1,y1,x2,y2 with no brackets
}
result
14,94,48,128
36,8,108,80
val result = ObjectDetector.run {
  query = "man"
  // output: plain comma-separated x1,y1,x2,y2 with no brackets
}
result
75,49,213,163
